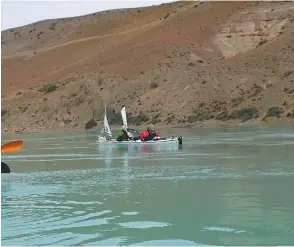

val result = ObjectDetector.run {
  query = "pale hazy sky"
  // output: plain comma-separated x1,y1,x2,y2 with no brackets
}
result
1,0,176,31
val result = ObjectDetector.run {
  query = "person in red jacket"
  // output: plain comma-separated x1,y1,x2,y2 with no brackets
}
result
140,124,161,141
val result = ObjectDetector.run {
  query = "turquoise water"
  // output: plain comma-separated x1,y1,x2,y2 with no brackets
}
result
1,125,294,245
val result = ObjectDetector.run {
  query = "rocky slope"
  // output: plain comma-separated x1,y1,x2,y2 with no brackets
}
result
1,1,294,134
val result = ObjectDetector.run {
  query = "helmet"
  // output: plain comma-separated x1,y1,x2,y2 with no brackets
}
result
147,124,154,131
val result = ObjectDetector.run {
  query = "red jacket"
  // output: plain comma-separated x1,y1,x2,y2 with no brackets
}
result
140,130,160,141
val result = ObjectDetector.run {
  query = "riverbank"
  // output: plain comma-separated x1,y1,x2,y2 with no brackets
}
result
2,117,293,135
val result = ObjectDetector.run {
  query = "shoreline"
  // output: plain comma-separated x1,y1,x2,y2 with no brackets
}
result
2,118,293,136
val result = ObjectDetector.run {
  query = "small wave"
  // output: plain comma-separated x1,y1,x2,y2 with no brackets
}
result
64,200,103,205
259,172,294,176
40,199,103,206
202,226,245,233
38,232,101,246
4,205,73,209
84,236,127,246
129,239,204,246
121,212,139,216
117,221,171,229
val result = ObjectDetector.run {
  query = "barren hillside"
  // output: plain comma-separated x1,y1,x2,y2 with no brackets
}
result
1,1,294,134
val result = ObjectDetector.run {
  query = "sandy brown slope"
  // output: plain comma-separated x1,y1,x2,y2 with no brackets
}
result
1,1,294,134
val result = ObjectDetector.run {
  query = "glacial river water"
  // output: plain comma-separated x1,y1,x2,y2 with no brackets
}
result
1,124,294,245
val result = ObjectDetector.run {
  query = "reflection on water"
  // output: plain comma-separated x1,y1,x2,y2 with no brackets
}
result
2,125,294,246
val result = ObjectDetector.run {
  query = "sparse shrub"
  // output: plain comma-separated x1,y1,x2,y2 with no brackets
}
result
39,83,57,93
153,118,161,124
37,31,44,37
85,118,97,130
283,70,292,78
166,116,173,124
188,62,195,66
129,112,149,126
251,85,262,97
198,110,212,121
266,106,281,117
1,109,9,117
286,110,294,118
49,23,57,30
199,102,206,107
19,106,28,113
257,39,267,47
187,115,198,123
231,107,258,121
150,82,158,89
164,13,170,19
98,77,104,85
197,60,204,63
42,106,50,112
153,113,160,119
63,119,72,125
138,112,149,122
266,83,272,88
216,111,228,121
231,97,244,106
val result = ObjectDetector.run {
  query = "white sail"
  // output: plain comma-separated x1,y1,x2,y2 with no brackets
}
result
103,109,112,136
121,106,128,129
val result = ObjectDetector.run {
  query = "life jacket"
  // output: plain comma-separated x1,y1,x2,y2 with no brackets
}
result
148,130,156,140
117,130,129,141
122,131,128,139
143,130,156,141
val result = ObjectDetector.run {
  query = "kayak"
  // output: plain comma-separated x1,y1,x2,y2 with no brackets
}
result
97,136,183,146
97,106,183,148
1,162,11,173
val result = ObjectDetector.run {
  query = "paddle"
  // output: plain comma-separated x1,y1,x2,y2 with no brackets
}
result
1,140,24,153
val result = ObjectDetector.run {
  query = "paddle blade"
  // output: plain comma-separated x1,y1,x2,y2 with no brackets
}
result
1,140,23,153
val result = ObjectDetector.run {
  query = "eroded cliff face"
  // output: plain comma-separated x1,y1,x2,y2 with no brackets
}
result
1,1,294,134
214,3,293,58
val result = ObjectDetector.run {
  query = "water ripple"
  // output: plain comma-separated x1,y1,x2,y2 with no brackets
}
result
117,221,171,229
2,126,294,246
